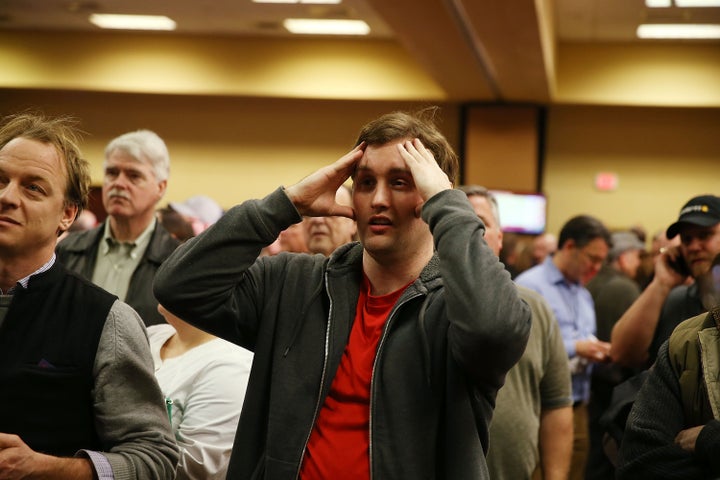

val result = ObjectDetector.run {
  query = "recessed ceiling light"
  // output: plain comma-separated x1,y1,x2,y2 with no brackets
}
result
283,18,370,35
675,0,720,6
647,0,720,6
646,0,672,6
89,14,176,31
637,23,720,38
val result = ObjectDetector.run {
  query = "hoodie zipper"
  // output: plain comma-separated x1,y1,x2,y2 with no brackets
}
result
295,272,334,479
367,289,423,479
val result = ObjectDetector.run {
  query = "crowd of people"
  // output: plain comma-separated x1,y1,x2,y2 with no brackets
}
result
1,108,719,480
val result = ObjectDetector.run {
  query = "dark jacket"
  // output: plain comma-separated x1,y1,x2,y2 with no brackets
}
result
56,220,180,326
0,263,114,456
649,283,705,366
668,306,720,428
617,310,720,479
155,187,531,479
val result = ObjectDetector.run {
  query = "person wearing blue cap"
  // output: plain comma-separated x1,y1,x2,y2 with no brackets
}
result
611,194,720,369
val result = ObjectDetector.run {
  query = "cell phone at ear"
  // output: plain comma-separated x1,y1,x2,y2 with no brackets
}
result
667,254,691,277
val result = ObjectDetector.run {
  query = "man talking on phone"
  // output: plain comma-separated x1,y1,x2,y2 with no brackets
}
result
611,195,720,369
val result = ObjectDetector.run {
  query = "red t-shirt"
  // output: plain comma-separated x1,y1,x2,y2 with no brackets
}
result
299,275,410,479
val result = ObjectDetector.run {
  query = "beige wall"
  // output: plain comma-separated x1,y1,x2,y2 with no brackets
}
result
0,31,446,101
544,105,720,243
0,89,460,210
463,105,540,192
2,89,718,245
5,31,720,108
555,43,720,108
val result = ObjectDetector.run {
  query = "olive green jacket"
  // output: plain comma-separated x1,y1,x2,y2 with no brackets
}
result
668,305,720,426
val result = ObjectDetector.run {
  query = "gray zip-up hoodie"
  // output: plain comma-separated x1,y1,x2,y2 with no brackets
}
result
154,186,530,479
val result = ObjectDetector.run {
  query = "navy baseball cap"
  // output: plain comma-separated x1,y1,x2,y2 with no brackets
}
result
666,195,720,239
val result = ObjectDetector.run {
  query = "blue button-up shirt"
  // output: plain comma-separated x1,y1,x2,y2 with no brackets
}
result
515,256,597,403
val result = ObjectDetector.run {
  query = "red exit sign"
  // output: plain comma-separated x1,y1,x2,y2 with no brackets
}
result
595,172,618,191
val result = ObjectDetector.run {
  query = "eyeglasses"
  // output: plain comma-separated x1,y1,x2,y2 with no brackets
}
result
580,248,606,265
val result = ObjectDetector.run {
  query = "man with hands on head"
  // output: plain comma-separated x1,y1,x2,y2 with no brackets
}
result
154,109,531,479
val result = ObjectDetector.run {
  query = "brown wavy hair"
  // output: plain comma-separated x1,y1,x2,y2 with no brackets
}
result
354,107,459,186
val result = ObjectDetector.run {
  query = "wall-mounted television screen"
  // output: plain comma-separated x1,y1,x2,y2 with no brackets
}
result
490,190,547,235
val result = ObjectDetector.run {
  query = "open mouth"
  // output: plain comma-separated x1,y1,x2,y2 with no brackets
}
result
368,216,392,234
369,216,392,226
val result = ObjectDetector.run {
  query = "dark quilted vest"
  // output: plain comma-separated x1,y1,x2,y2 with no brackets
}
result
0,263,115,456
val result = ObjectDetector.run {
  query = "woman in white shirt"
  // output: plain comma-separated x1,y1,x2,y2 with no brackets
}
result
148,305,253,480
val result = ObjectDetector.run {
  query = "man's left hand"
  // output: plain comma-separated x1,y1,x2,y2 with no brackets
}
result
675,425,704,452
396,138,451,203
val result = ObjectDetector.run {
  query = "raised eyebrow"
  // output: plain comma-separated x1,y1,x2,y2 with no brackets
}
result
354,166,412,175
22,173,53,189
22,171,50,182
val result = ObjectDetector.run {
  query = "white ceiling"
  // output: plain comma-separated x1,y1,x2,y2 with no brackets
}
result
0,0,394,37
1,0,718,42
1,0,718,105
555,0,720,41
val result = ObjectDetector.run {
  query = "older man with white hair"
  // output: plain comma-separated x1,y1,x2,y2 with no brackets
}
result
57,129,180,326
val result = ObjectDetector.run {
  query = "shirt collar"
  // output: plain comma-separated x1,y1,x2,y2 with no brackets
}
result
100,217,157,259
544,255,578,288
9,253,56,294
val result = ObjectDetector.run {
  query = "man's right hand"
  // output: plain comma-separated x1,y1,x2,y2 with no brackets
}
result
654,245,691,288
0,433,94,479
576,337,611,363
284,143,365,218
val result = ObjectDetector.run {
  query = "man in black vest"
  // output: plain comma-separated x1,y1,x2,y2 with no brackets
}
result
0,113,178,479
56,129,180,326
